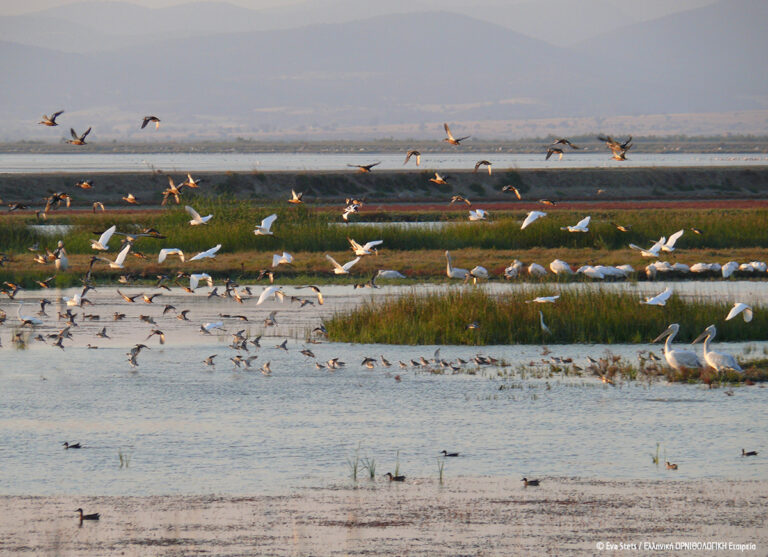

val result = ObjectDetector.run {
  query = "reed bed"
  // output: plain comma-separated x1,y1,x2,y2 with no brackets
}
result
1,204,767,255
325,287,768,345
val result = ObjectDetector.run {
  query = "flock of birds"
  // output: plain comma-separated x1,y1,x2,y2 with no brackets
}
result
2,111,763,519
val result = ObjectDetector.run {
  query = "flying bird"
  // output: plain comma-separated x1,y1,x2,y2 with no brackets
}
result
641,287,673,306
429,173,448,185
90,225,116,251
404,150,421,166
158,248,185,263
141,116,161,129
66,127,91,145
39,110,64,126
560,216,590,233
185,205,212,225
347,162,380,173
521,211,546,230
189,244,221,261
288,189,303,204
474,160,492,174
502,185,522,199
546,147,564,161
326,254,360,274
552,138,580,149
725,302,753,323
443,123,470,145
348,238,383,256
254,214,278,236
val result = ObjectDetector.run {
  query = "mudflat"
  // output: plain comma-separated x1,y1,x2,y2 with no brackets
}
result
2,478,766,555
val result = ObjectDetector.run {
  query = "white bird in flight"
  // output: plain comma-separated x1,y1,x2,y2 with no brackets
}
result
629,237,665,258
348,238,383,256
560,216,590,233
725,302,753,322
189,273,213,290
257,285,284,305
692,324,742,372
90,225,116,251
468,209,488,221
272,252,293,267
521,211,546,230
661,229,684,252
158,248,185,263
526,295,559,304
185,205,213,226
326,254,360,274
189,244,221,261
99,244,131,269
641,287,673,306
254,214,278,236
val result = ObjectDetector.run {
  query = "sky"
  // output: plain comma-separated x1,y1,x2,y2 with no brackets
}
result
0,0,715,19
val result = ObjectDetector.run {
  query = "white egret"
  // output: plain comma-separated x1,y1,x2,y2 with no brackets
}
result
201,321,224,333
189,273,213,290
348,238,383,256
376,270,406,279
98,244,131,269
158,248,185,263
526,295,559,304
257,285,284,305
521,211,546,230
90,225,116,251
641,287,672,306
468,209,488,221
326,254,360,275
629,237,665,258
549,259,573,275
560,216,590,233
189,244,221,261
272,252,293,267
692,324,742,372
726,302,753,322
254,214,278,236
444,251,469,279
661,229,684,252
652,323,702,372
577,265,605,279
185,205,213,225
539,311,551,335
615,264,635,275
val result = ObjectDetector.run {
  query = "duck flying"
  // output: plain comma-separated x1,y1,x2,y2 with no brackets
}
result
141,116,160,129
443,123,470,145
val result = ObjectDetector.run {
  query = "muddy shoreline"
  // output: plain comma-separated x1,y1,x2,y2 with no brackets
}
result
2,166,767,206
2,478,765,555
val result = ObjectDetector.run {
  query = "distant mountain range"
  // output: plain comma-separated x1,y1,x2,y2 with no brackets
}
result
0,0,765,140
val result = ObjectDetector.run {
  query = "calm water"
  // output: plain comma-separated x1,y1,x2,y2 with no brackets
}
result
1,283,766,495
1,152,767,173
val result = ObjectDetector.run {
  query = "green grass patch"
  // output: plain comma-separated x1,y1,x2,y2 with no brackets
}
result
325,287,768,345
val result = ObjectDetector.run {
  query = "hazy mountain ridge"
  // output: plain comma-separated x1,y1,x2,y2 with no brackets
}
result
1,1,765,140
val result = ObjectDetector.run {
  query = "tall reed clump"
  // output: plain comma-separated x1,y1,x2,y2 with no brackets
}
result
347,442,362,481
325,286,768,345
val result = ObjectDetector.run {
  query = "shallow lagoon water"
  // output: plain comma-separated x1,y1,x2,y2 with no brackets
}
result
2,152,767,173
1,282,766,495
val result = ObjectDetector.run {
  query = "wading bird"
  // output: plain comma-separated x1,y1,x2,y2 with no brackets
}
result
652,324,702,372
445,251,468,279
692,324,742,373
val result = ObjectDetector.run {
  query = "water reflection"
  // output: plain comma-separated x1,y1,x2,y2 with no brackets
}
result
0,282,766,495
